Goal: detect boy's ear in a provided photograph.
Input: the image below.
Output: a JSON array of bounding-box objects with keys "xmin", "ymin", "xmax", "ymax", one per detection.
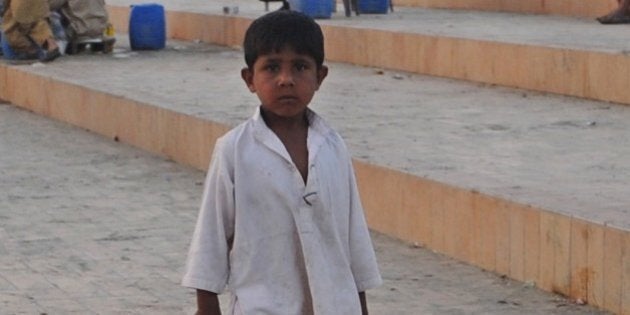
[
  {"xmin": 316, "ymin": 65, "xmax": 328, "ymax": 89},
  {"xmin": 241, "ymin": 67, "xmax": 256, "ymax": 93}
]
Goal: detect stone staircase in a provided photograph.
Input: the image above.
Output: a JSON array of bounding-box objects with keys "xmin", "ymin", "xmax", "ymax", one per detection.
[{"xmin": 1, "ymin": 0, "xmax": 628, "ymax": 314}]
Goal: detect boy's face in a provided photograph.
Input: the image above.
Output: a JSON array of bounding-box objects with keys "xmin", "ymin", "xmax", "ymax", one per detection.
[{"xmin": 241, "ymin": 46, "xmax": 328, "ymax": 120}]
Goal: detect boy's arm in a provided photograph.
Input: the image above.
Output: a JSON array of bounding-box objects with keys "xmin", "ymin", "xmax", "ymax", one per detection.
[
  {"xmin": 359, "ymin": 291, "xmax": 368, "ymax": 315},
  {"xmin": 196, "ymin": 289, "xmax": 221, "ymax": 315}
]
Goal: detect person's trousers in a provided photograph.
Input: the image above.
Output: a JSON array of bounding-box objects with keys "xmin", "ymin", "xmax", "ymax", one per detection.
[{"xmin": 1, "ymin": 0, "xmax": 53, "ymax": 54}]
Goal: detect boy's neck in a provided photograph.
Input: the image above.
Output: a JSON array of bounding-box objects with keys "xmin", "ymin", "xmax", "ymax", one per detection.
[{"xmin": 260, "ymin": 107, "xmax": 309, "ymax": 132}]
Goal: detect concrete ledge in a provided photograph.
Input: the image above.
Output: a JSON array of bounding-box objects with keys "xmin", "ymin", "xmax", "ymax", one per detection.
[
  {"xmin": 323, "ymin": 28, "xmax": 630, "ymax": 106},
  {"xmin": 0, "ymin": 66, "xmax": 229, "ymax": 170},
  {"xmin": 355, "ymin": 160, "xmax": 629, "ymax": 314},
  {"xmin": 391, "ymin": 0, "xmax": 616, "ymax": 18},
  {"xmin": 107, "ymin": 6, "xmax": 630, "ymax": 107},
  {"xmin": 2, "ymin": 59, "xmax": 629, "ymax": 314}
]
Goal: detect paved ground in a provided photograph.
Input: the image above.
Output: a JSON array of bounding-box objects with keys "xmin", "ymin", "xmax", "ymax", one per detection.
[{"xmin": 0, "ymin": 103, "xmax": 610, "ymax": 314}]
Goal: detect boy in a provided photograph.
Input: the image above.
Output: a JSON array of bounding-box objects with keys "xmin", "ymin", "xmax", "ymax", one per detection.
[{"xmin": 182, "ymin": 10, "xmax": 382, "ymax": 315}]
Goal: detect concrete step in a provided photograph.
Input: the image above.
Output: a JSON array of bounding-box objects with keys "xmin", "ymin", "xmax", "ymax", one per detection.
[
  {"xmin": 0, "ymin": 103, "xmax": 610, "ymax": 314},
  {"xmin": 105, "ymin": 0, "xmax": 630, "ymax": 106},
  {"xmin": 2, "ymin": 36, "xmax": 628, "ymax": 314},
  {"xmin": 392, "ymin": 0, "xmax": 616, "ymax": 19}
]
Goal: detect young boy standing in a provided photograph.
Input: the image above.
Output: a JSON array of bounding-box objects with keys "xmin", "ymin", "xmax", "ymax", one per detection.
[{"xmin": 182, "ymin": 10, "xmax": 382, "ymax": 315}]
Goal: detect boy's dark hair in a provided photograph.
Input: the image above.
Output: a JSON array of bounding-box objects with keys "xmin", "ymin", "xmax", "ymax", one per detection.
[{"xmin": 243, "ymin": 10, "xmax": 325, "ymax": 69}]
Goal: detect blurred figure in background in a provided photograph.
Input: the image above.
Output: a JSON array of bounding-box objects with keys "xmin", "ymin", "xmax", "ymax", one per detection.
[
  {"xmin": 597, "ymin": 0, "xmax": 630, "ymax": 24},
  {"xmin": 1, "ymin": 0, "xmax": 60, "ymax": 61},
  {"xmin": 0, "ymin": 0, "xmax": 4, "ymax": 56},
  {"xmin": 49, "ymin": 0, "xmax": 114, "ymax": 54}
]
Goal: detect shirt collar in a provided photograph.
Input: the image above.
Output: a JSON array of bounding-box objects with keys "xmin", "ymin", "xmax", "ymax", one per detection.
[{"xmin": 251, "ymin": 106, "xmax": 333, "ymax": 164}]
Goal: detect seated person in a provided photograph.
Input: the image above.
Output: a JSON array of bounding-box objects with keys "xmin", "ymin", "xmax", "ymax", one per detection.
[
  {"xmin": 49, "ymin": 0, "xmax": 115, "ymax": 54},
  {"xmin": 0, "ymin": 1, "xmax": 3, "ymax": 56},
  {"xmin": 1, "ymin": 0, "xmax": 60, "ymax": 61},
  {"xmin": 597, "ymin": 0, "xmax": 630, "ymax": 24}
]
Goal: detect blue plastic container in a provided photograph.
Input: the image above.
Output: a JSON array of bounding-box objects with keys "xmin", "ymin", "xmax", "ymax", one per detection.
[
  {"xmin": 129, "ymin": 3, "xmax": 166, "ymax": 50},
  {"xmin": 358, "ymin": 0, "xmax": 388, "ymax": 13},
  {"xmin": 290, "ymin": 0, "xmax": 333, "ymax": 19}
]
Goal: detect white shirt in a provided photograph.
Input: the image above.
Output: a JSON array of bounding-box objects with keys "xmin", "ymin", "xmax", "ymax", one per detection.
[{"xmin": 182, "ymin": 107, "xmax": 382, "ymax": 314}]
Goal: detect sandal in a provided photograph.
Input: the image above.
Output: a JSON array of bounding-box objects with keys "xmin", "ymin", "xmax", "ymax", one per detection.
[{"xmin": 38, "ymin": 47, "xmax": 60, "ymax": 62}]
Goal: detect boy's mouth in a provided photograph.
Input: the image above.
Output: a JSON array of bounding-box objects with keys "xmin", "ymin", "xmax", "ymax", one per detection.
[{"xmin": 278, "ymin": 95, "xmax": 298, "ymax": 102}]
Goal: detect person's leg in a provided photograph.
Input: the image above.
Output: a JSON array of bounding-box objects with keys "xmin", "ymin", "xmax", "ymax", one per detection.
[
  {"xmin": 597, "ymin": 0, "xmax": 630, "ymax": 24},
  {"xmin": 29, "ymin": 18, "xmax": 56, "ymax": 48},
  {"xmin": 342, "ymin": 0, "xmax": 351, "ymax": 17}
]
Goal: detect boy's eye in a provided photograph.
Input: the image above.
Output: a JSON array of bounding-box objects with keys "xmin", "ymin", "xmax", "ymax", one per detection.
[
  {"xmin": 295, "ymin": 63, "xmax": 308, "ymax": 71},
  {"xmin": 263, "ymin": 64, "xmax": 280, "ymax": 72}
]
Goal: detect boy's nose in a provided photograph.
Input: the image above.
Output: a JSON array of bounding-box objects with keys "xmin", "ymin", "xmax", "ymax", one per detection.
[{"xmin": 278, "ymin": 69, "xmax": 295, "ymax": 87}]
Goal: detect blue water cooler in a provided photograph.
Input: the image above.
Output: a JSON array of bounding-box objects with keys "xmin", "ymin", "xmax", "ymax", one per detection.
[
  {"xmin": 129, "ymin": 3, "xmax": 166, "ymax": 50},
  {"xmin": 358, "ymin": 0, "xmax": 388, "ymax": 13},
  {"xmin": 289, "ymin": 0, "xmax": 333, "ymax": 19}
]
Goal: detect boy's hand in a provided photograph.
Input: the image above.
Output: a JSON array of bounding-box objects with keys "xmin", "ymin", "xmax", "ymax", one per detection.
[{"xmin": 196, "ymin": 289, "xmax": 221, "ymax": 315}]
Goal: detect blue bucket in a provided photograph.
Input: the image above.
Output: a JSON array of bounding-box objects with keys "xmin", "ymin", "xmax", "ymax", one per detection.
[
  {"xmin": 129, "ymin": 3, "xmax": 166, "ymax": 50},
  {"xmin": 290, "ymin": 0, "xmax": 333, "ymax": 19},
  {"xmin": 358, "ymin": 0, "xmax": 388, "ymax": 13}
]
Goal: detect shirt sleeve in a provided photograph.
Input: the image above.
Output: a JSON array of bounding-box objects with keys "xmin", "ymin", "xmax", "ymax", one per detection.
[
  {"xmin": 346, "ymin": 152, "xmax": 383, "ymax": 292},
  {"xmin": 181, "ymin": 136, "xmax": 235, "ymax": 294}
]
